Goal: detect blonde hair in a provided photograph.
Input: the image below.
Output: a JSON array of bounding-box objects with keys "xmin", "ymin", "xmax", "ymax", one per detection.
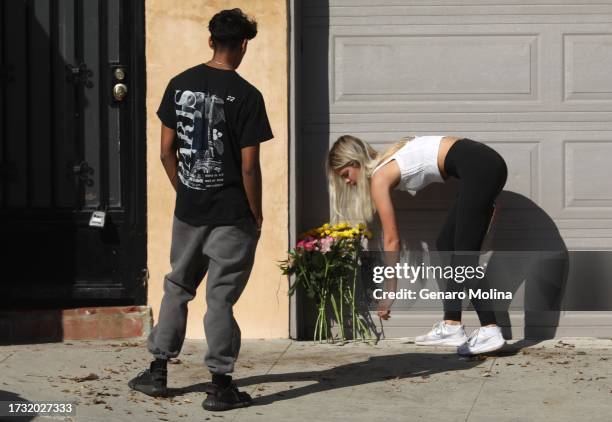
[{"xmin": 326, "ymin": 135, "xmax": 415, "ymax": 224}]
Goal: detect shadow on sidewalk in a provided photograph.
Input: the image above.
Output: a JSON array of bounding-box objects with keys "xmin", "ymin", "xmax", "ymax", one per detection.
[
  {"xmin": 170, "ymin": 351, "xmax": 492, "ymax": 404},
  {"xmin": 0, "ymin": 390, "xmax": 35, "ymax": 421}
]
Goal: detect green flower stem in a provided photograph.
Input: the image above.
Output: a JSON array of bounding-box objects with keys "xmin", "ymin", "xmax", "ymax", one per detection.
[
  {"xmin": 313, "ymin": 301, "xmax": 321, "ymax": 343},
  {"xmin": 352, "ymin": 274, "xmax": 357, "ymax": 340},
  {"xmin": 320, "ymin": 301, "xmax": 325, "ymax": 343},
  {"xmin": 322, "ymin": 297, "xmax": 329, "ymax": 343},
  {"xmin": 339, "ymin": 277, "xmax": 344, "ymax": 341},
  {"xmin": 330, "ymin": 292, "xmax": 345, "ymax": 342},
  {"xmin": 317, "ymin": 297, "xmax": 324, "ymax": 343}
]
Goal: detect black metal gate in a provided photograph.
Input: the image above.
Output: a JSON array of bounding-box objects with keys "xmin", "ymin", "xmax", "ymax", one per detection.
[{"xmin": 0, "ymin": 0, "xmax": 146, "ymax": 308}]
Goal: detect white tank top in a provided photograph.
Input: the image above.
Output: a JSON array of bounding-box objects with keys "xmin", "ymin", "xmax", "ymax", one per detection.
[{"xmin": 372, "ymin": 135, "xmax": 445, "ymax": 196}]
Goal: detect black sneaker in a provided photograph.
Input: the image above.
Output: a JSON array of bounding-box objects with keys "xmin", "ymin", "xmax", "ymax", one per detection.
[
  {"xmin": 202, "ymin": 382, "xmax": 253, "ymax": 411},
  {"xmin": 128, "ymin": 360, "xmax": 168, "ymax": 397}
]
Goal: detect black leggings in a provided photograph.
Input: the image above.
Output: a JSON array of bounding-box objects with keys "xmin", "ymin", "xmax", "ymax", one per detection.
[{"xmin": 436, "ymin": 138, "xmax": 508, "ymax": 326}]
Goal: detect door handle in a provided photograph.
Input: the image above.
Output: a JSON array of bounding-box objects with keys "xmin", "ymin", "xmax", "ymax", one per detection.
[
  {"xmin": 113, "ymin": 83, "xmax": 128, "ymax": 101},
  {"xmin": 69, "ymin": 160, "xmax": 94, "ymax": 187}
]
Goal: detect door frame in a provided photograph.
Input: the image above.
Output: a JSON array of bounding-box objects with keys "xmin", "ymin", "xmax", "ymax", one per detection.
[
  {"xmin": 126, "ymin": 0, "xmax": 147, "ymax": 305},
  {"xmin": 288, "ymin": 0, "xmax": 301, "ymax": 338}
]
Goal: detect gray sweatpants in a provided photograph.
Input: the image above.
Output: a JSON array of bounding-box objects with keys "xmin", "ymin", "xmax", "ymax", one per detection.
[{"xmin": 147, "ymin": 214, "xmax": 259, "ymax": 374}]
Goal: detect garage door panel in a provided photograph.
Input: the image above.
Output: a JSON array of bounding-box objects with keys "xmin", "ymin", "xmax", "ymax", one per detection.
[
  {"xmin": 322, "ymin": 121, "xmax": 612, "ymax": 132},
  {"xmin": 538, "ymin": 134, "xmax": 612, "ymax": 220},
  {"xmin": 320, "ymin": 112, "xmax": 612, "ymax": 124},
  {"xmin": 563, "ymin": 34, "xmax": 612, "ymax": 101},
  {"xmin": 325, "ymin": 101, "xmax": 612, "ymax": 114},
  {"xmin": 323, "ymin": 24, "xmax": 612, "ymax": 113},
  {"xmin": 334, "ymin": 34, "xmax": 539, "ymax": 103},
  {"xmin": 316, "ymin": 14, "xmax": 612, "ymax": 29},
  {"xmin": 563, "ymin": 140, "xmax": 612, "ymax": 208}
]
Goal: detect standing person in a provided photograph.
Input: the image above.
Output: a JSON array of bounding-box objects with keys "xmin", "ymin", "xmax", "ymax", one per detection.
[
  {"xmin": 128, "ymin": 9, "xmax": 273, "ymax": 411},
  {"xmin": 326, "ymin": 135, "xmax": 507, "ymax": 355}
]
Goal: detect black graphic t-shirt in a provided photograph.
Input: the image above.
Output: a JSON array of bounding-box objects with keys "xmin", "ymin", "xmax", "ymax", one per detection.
[{"xmin": 157, "ymin": 64, "xmax": 273, "ymax": 226}]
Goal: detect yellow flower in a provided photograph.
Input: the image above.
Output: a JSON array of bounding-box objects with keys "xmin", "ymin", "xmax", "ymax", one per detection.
[{"xmin": 364, "ymin": 230, "xmax": 373, "ymax": 239}]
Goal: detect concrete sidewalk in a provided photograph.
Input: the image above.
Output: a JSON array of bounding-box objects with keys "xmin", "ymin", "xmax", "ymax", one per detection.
[{"xmin": 1, "ymin": 338, "xmax": 611, "ymax": 421}]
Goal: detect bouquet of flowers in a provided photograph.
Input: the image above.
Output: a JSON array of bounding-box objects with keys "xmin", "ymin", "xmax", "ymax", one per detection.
[{"xmin": 280, "ymin": 222, "xmax": 374, "ymax": 343}]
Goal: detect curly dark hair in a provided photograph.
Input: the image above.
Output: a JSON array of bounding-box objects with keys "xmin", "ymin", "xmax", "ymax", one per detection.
[{"xmin": 208, "ymin": 8, "xmax": 258, "ymax": 50}]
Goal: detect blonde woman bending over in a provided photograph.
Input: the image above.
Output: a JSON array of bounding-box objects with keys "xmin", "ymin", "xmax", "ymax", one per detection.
[{"xmin": 326, "ymin": 135, "xmax": 508, "ymax": 355}]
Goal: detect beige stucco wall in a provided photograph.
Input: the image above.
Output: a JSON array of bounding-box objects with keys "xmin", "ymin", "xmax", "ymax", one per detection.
[{"xmin": 145, "ymin": 1, "xmax": 289, "ymax": 338}]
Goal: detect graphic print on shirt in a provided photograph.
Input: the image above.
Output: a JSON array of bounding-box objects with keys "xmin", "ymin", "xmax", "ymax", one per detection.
[{"xmin": 174, "ymin": 90, "xmax": 225, "ymax": 190}]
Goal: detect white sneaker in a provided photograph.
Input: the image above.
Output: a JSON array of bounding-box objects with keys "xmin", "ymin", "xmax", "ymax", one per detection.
[
  {"xmin": 457, "ymin": 326, "xmax": 505, "ymax": 356},
  {"xmin": 415, "ymin": 321, "xmax": 468, "ymax": 346}
]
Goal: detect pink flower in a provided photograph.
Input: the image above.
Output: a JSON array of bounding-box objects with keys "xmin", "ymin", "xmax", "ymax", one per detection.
[
  {"xmin": 303, "ymin": 240, "xmax": 316, "ymax": 251},
  {"xmin": 296, "ymin": 236, "xmax": 320, "ymax": 252},
  {"xmin": 320, "ymin": 236, "xmax": 334, "ymax": 253}
]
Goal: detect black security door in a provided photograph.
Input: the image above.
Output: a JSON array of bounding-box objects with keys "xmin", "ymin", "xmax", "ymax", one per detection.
[{"xmin": 0, "ymin": 0, "xmax": 146, "ymax": 308}]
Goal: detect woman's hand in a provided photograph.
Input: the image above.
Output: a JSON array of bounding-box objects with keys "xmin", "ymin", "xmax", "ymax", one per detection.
[
  {"xmin": 376, "ymin": 289, "xmax": 395, "ymax": 320},
  {"xmin": 377, "ymin": 308, "xmax": 391, "ymax": 320}
]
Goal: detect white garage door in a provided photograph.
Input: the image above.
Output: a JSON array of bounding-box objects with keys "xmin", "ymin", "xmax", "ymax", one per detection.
[{"xmin": 296, "ymin": 0, "xmax": 612, "ymax": 338}]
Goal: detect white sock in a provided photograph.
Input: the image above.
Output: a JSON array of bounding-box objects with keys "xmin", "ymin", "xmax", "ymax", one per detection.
[{"xmin": 444, "ymin": 322, "xmax": 462, "ymax": 331}]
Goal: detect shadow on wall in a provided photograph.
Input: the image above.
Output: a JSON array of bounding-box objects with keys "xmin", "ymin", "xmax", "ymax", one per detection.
[
  {"xmin": 485, "ymin": 191, "xmax": 612, "ymax": 339},
  {"xmin": 297, "ymin": 0, "xmax": 330, "ymax": 231},
  {"xmin": 365, "ymin": 190, "xmax": 570, "ymax": 341},
  {"xmin": 296, "ymin": 0, "xmax": 330, "ymax": 339},
  {"xmin": 480, "ymin": 191, "xmax": 569, "ymax": 340}
]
